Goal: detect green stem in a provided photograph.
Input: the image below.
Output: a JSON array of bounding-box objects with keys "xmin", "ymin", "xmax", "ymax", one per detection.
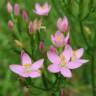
[
  {"xmin": 91, "ymin": 55, "xmax": 96, "ymax": 96},
  {"xmin": 42, "ymin": 73, "xmax": 49, "ymax": 90},
  {"xmin": 11, "ymin": 13, "xmax": 22, "ymax": 41},
  {"xmin": 79, "ymin": 21, "xmax": 89, "ymax": 47}
]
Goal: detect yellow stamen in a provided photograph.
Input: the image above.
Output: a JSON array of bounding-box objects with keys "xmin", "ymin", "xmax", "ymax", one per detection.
[
  {"xmin": 23, "ymin": 64, "xmax": 32, "ymax": 73},
  {"xmin": 59, "ymin": 54, "xmax": 66, "ymax": 67}
]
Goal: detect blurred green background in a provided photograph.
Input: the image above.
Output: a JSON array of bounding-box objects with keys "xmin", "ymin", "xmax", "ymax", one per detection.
[{"xmin": 0, "ymin": 0, "xmax": 96, "ymax": 96}]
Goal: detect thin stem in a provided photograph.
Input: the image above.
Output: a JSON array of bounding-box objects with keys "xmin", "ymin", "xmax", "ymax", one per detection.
[
  {"xmin": 11, "ymin": 13, "xmax": 22, "ymax": 41},
  {"xmin": 91, "ymin": 55, "xmax": 96, "ymax": 96},
  {"xmin": 79, "ymin": 21, "xmax": 89, "ymax": 47}
]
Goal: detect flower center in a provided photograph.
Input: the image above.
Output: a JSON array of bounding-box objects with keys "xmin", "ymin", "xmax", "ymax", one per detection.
[
  {"xmin": 59, "ymin": 54, "xmax": 66, "ymax": 67},
  {"xmin": 55, "ymin": 34, "xmax": 63, "ymax": 42},
  {"xmin": 71, "ymin": 51, "xmax": 77, "ymax": 61},
  {"xmin": 41, "ymin": 6, "xmax": 46, "ymax": 10},
  {"xmin": 23, "ymin": 64, "xmax": 32, "ymax": 73}
]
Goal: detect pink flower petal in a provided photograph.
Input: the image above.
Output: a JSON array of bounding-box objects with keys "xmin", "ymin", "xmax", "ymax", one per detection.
[
  {"xmin": 9, "ymin": 64, "xmax": 28, "ymax": 77},
  {"xmin": 75, "ymin": 48, "xmax": 84, "ymax": 59},
  {"xmin": 62, "ymin": 45, "xmax": 72, "ymax": 61},
  {"xmin": 62, "ymin": 16, "xmax": 68, "ymax": 31},
  {"xmin": 51, "ymin": 35, "xmax": 56, "ymax": 46},
  {"xmin": 48, "ymin": 64, "xmax": 60, "ymax": 73},
  {"xmin": 47, "ymin": 51, "xmax": 60, "ymax": 64},
  {"xmin": 35, "ymin": 3, "xmax": 41, "ymax": 10},
  {"xmin": 31, "ymin": 59, "xmax": 44, "ymax": 70},
  {"xmin": 60, "ymin": 68, "xmax": 72, "ymax": 78},
  {"xmin": 65, "ymin": 32, "xmax": 70, "ymax": 44},
  {"xmin": 21, "ymin": 51, "xmax": 32, "ymax": 65},
  {"xmin": 57, "ymin": 18, "xmax": 62, "ymax": 30},
  {"xmin": 68, "ymin": 59, "xmax": 88, "ymax": 69},
  {"xmin": 29, "ymin": 71, "xmax": 41, "ymax": 78}
]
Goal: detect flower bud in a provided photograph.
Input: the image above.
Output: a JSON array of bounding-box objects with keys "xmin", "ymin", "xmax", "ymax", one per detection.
[
  {"xmin": 60, "ymin": 89, "xmax": 64, "ymax": 96},
  {"xmin": 51, "ymin": 31, "xmax": 65, "ymax": 47},
  {"xmin": 39, "ymin": 41, "xmax": 44, "ymax": 52},
  {"xmin": 22, "ymin": 10, "xmax": 28, "ymax": 22},
  {"xmin": 7, "ymin": 2, "xmax": 13, "ymax": 13},
  {"xmin": 8, "ymin": 20, "xmax": 13, "ymax": 29},
  {"xmin": 49, "ymin": 45, "xmax": 56, "ymax": 53},
  {"xmin": 14, "ymin": 3, "xmax": 19, "ymax": 16},
  {"xmin": 33, "ymin": 18, "xmax": 42, "ymax": 32},
  {"xmin": 57, "ymin": 16, "xmax": 68, "ymax": 32},
  {"xmin": 28, "ymin": 21, "xmax": 33, "ymax": 34}
]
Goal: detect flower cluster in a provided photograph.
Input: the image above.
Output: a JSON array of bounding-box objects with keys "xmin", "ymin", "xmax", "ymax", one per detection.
[
  {"xmin": 8, "ymin": 2, "xmax": 88, "ymax": 79},
  {"xmin": 47, "ymin": 16, "xmax": 88, "ymax": 78}
]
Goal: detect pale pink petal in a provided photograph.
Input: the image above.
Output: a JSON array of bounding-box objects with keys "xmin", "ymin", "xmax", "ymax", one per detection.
[
  {"xmin": 65, "ymin": 32, "xmax": 70, "ymax": 44},
  {"xmin": 62, "ymin": 16, "xmax": 68, "ymax": 32},
  {"xmin": 75, "ymin": 48, "xmax": 84, "ymax": 58},
  {"xmin": 51, "ymin": 35, "xmax": 56, "ymax": 46},
  {"xmin": 9, "ymin": 64, "xmax": 28, "ymax": 77},
  {"xmin": 60, "ymin": 68, "xmax": 72, "ymax": 78},
  {"xmin": 48, "ymin": 64, "xmax": 60, "ymax": 73},
  {"xmin": 62, "ymin": 45, "xmax": 72, "ymax": 61},
  {"xmin": 35, "ymin": 3, "xmax": 41, "ymax": 11},
  {"xmin": 77, "ymin": 59, "xmax": 88, "ymax": 64},
  {"xmin": 21, "ymin": 51, "xmax": 32, "ymax": 65},
  {"xmin": 44, "ymin": 3, "xmax": 48, "ymax": 8},
  {"xmin": 68, "ymin": 59, "xmax": 88, "ymax": 69},
  {"xmin": 49, "ymin": 45, "xmax": 57, "ymax": 53},
  {"xmin": 31, "ymin": 59, "xmax": 44, "ymax": 70},
  {"xmin": 57, "ymin": 18, "xmax": 62, "ymax": 30},
  {"xmin": 29, "ymin": 71, "xmax": 41, "ymax": 78},
  {"xmin": 47, "ymin": 51, "xmax": 60, "ymax": 64}
]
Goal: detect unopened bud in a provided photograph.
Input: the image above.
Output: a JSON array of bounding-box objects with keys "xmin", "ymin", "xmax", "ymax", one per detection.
[
  {"xmin": 33, "ymin": 18, "xmax": 42, "ymax": 31},
  {"xmin": 49, "ymin": 45, "xmax": 56, "ymax": 53},
  {"xmin": 7, "ymin": 2, "xmax": 13, "ymax": 13},
  {"xmin": 8, "ymin": 20, "xmax": 13, "ymax": 29},
  {"xmin": 28, "ymin": 21, "xmax": 33, "ymax": 34},
  {"xmin": 60, "ymin": 89, "xmax": 64, "ymax": 96},
  {"xmin": 22, "ymin": 10, "xmax": 28, "ymax": 22},
  {"xmin": 14, "ymin": 3, "xmax": 19, "ymax": 16},
  {"xmin": 39, "ymin": 41, "xmax": 44, "ymax": 52}
]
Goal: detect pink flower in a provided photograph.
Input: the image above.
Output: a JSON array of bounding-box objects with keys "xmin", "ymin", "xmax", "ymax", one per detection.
[
  {"xmin": 51, "ymin": 31, "xmax": 69, "ymax": 47},
  {"xmin": 9, "ymin": 51, "xmax": 44, "ymax": 78},
  {"xmin": 22, "ymin": 10, "xmax": 29, "ymax": 22},
  {"xmin": 7, "ymin": 2, "xmax": 13, "ymax": 13},
  {"xmin": 28, "ymin": 21, "xmax": 33, "ymax": 34},
  {"xmin": 57, "ymin": 16, "xmax": 68, "ymax": 32},
  {"xmin": 47, "ymin": 45, "xmax": 88, "ymax": 78},
  {"xmin": 14, "ymin": 3, "xmax": 19, "ymax": 16},
  {"xmin": 8, "ymin": 20, "xmax": 13, "ymax": 29},
  {"xmin": 34, "ymin": 3, "xmax": 51, "ymax": 16},
  {"xmin": 68, "ymin": 48, "xmax": 88, "ymax": 69}
]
